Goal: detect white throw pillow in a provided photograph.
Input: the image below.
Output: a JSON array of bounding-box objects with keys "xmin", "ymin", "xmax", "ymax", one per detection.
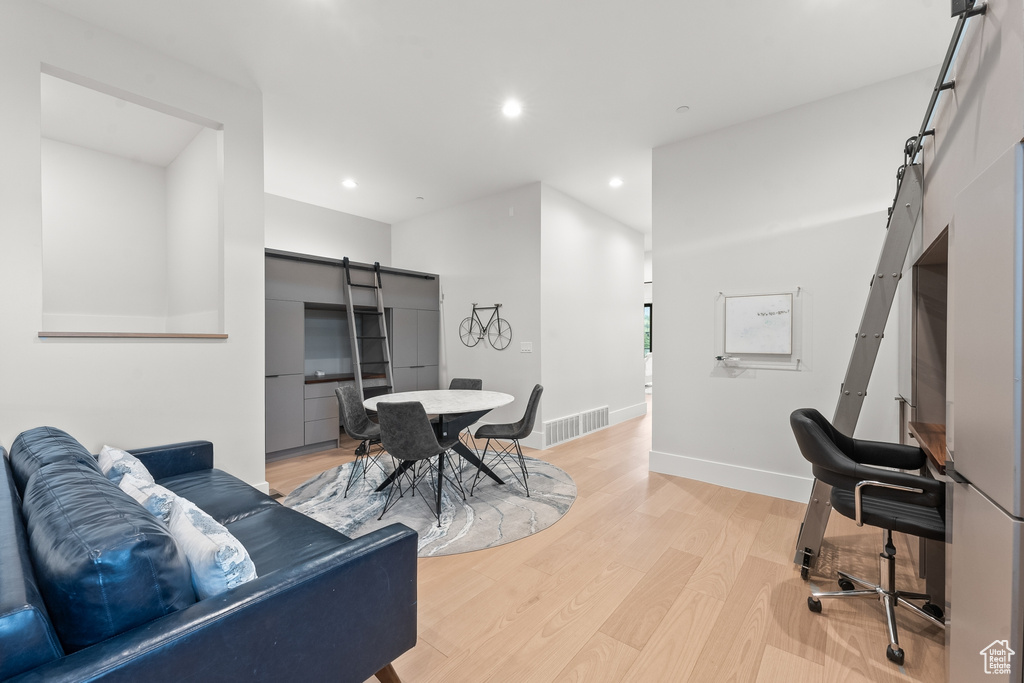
[
  {"xmin": 98, "ymin": 445, "xmax": 155, "ymax": 485},
  {"xmin": 168, "ymin": 495, "xmax": 257, "ymax": 599},
  {"xmin": 118, "ymin": 473, "xmax": 176, "ymax": 524}
]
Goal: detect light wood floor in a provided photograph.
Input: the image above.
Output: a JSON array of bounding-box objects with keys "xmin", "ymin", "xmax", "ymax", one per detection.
[{"xmin": 266, "ymin": 397, "xmax": 945, "ymax": 683}]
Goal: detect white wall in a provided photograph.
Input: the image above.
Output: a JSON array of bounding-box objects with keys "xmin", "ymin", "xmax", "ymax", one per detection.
[
  {"xmin": 651, "ymin": 67, "xmax": 936, "ymax": 502},
  {"xmin": 540, "ymin": 185, "xmax": 646, "ymax": 426},
  {"xmin": 392, "ymin": 183, "xmax": 544, "ymax": 430},
  {"xmin": 265, "ymin": 194, "xmax": 391, "ymax": 265},
  {"xmin": 166, "ymin": 126, "xmax": 223, "ymax": 332},
  {"xmin": 0, "ymin": 1, "xmax": 266, "ymax": 487},
  {"xmin": 41, "ymin": 138, "xmax": 169, "ymax": 331},
  {"xmin": 643, "ymin": 251, "xmax": 652, "ymax": 304}
]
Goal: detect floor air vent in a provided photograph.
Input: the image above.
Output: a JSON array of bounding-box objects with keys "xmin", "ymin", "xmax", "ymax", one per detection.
[
  {"xmin": 544, "ymin": 406, "xmax": 609, "ymax": 447},
  {"xmin": 580, "ymin": 406, "xmax": 609, "ymax": 434},
  {"xmin": 545, "ymin": 414, "xmax": 579, "ymax": 447}
]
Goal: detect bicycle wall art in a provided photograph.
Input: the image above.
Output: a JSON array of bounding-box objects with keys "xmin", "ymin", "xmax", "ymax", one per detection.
[{"xmin": 459, "ymin": 303, "xmax": 513, "ymax": 350}]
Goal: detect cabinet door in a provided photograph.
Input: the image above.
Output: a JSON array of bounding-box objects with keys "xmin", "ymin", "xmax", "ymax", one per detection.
[
  {"xmin": 266, "ymin": 374, "xmax": 304, "ymax": 453},
  {"xmin": 417, "ymin": 310, "xmax": 440, "ymax": 366},
  {"xmin": 391, "ymin": 308, "xmax": 418, "ymax": 367},
  {"xmin": 393, "ymin": 366, "xmax": 418, "ymax": 393},
  {"xmin": 266, "ymin": 299, "xmax": 304, "ymax": 376},
  {"xmin": 417, "ymin": 365, "xmax": 439, "ymax": 391}
]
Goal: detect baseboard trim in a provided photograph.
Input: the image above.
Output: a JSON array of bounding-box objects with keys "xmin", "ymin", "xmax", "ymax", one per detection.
[
  {"xmin": 481, "ymin": 401, "xmax": 647, "ymax": 452},
  {"xmin": 611, "ymin": 401, "xmax": 648, "ymax": 425},
  {"xmin": 648, "ymin": 450, "xmax": 812, "ymax": 503}
]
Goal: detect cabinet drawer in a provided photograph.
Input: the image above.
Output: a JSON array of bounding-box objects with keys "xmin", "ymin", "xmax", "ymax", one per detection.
[
  {"xmin": 304, "ymin": 381, "xmax": 339, "ymax": 399},
  {"xmin": 304, "ymin": 418, "xmax": 339, "ymax": 446},
  {"xmin": 305, "ymin": 395, "xmax": 339, "ymax": 421}
]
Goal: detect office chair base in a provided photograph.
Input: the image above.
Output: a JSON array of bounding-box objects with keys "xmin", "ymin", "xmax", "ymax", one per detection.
[{"xmin": 808, "ymin": 558, "xmax": 944, "ymax": 666}]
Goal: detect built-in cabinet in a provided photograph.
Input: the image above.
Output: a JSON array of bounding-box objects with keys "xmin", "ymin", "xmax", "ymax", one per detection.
[
  {"xmin": 264, "ymin": 250, "xmax": 440, "ymax": 461},
  {"xmin": 391, "ymin": 308, "xmax": 440, "ymax": 392}
]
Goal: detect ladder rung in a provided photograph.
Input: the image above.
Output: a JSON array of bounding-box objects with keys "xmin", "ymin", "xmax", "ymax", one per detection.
[
  {"xmin": 355, "ymin": 311, "xmax": 384, "ymax": 315},
  {"xmin": 357, "ymin": 336, "xmax": 386, "ymax": 340},
  {"xmin": 349, "ymin": 283, "xmax": 378, "ymax": 290}
]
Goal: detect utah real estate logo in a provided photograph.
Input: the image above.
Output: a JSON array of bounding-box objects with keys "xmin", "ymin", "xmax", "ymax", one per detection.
[{"xmin": 980, "ymin": 640, "xmax": 1015, "ymax": 675}]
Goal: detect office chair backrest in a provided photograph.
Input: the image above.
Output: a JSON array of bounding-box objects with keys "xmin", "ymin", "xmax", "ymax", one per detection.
[
  {"xmin": 377, "ymin": 401, "xmax": 444, "ymax": 462},
  {"xmin": 790, "ymin": 408, "xmax": 942, "ymax": 509}
]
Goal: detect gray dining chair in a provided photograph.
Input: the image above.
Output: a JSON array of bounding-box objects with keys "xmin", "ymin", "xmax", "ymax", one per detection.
[
  {"xmin": 470, "ymin": 384, "xmax": 543, "ymax": 497},
  {"xmin": 449, "ymin": 377, "xmax": 483, "ymax": 391},
  {"xmin": 377, "ymin": 401, "xmax": 465, "ymax": 526},
  {"xmin": 335, "ymin": 385, "xmax": 385, "ymax": 497},
  {"xmin": 446, "ymin": 377, "xmax": 482, "ymax": 459}
]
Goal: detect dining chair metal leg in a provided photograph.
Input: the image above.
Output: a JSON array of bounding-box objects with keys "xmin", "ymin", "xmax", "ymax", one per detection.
[{"xmin": 470, "ymin": 437, "xmax": 530, "ymax": 497}]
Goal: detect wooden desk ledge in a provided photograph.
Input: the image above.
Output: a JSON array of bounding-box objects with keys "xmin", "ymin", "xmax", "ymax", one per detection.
[{"xmin": 908, "ymin": 421, "xmax": 946, "ymax": 474}]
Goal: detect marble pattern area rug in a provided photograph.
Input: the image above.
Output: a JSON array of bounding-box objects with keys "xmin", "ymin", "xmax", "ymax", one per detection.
[{"xmin": 283, "ymin": 454, "xmax": 577, "ymax": 557}]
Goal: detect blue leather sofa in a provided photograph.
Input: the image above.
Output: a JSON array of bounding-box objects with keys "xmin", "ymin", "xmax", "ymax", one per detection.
[{"xmin": 0, "ymin": 427, "xmax": 417, "ymax": 682}]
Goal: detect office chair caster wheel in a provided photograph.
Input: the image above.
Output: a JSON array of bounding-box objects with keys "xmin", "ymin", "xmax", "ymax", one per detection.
[
  {"xmin": 922, "ymin": 602, "xmax": 943, "ymax": 621},
  {"xmin": 838, "ymin": 578, "xmax": 856, "ymax": 591},
  {"xmin": 886, "ymin": 645, "xmax": 905, "ymax": 666},
  {"xmin": 807, "ymin": 597, "xmax": 822, "ymax": 613}
]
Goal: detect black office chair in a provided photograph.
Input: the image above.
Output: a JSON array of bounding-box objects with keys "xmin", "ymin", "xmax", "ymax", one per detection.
[
  {"xmin": 335, "ymin": 386, "xmax": 385, "ymax": 497},
  {"xmin": 377, "ymin": 401, "xmax": 464, "ymax": 526},
  {"xmin": 470, "ymin": 384, "xmax": 543, "ymax": 497},
  {"xmin": 790, "ymin": 408, "xmax": 946, "ymax": 666}
]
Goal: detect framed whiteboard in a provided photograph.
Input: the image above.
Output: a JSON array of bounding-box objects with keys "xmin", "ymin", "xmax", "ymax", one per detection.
[{"xmin": 724, "ymin": 293, "xmax": 793, "ymax": 355}]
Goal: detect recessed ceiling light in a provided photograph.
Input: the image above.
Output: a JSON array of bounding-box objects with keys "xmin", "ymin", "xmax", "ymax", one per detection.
[
  {"xmin": 675, "ymin": 105, "xmax": 690, "ymax": 113},
  {"xmin": 502, "ymin": 99, "xmax": 522, "ymax": 118},
  {"xmin": 341, "ymin": 178, "xmax": 358, "ymax": 189},
  {"xmin": 609, "ymin": 177, "xmax": 624, "ymax": 188}
]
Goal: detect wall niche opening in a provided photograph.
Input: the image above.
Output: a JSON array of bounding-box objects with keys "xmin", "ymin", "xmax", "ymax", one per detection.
[{"xmin": 40, "ymin": 68, "xmax": 225, "ymax": 337}]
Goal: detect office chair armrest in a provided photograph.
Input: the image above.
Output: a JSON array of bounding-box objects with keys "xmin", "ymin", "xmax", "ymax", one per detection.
[
  {"xmin": 854, "ymin": 480, "xmax": 923, "ymax": 525},
  {"xmin": 851, "ymin": 439, "xmax": 926, "ymax": 470}
]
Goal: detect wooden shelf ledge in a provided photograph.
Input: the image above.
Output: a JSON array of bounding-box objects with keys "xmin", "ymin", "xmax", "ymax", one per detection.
[
  {"xmin": 908, "ymin": 421, "xmax": 946, "ymax": 474},
  {"xmin": 39, "ymin": 332, "xmax": 228, "ymax": 339}
]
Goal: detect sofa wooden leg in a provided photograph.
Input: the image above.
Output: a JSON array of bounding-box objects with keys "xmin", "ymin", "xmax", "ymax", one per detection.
[{"xmin": 374, "ymin": 663, "xmax": 402, "ymax": 683}]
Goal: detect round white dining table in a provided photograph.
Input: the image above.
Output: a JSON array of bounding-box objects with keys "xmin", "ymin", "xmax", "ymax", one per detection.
[{"xmin": 363, "ymin": 389, "xmax": 515, "ymax": 490}]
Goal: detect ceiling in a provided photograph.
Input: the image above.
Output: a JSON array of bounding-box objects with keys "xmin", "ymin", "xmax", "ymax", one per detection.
[{"xmin": 35, "ymin": 0, "xmax": 954, "ymax": 246}]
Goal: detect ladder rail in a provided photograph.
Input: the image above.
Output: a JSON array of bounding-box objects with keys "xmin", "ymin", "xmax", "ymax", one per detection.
[
  {"xmin": 793, "ymin": 165, "xmax": 924, "ymax": 570},
  {"xmin": 372, "ymin": 263, "xmax": 396, "ymax": 395},
  {"xmin": 342, "ymin": 257, "xmax": 365, "ymax": 401}
]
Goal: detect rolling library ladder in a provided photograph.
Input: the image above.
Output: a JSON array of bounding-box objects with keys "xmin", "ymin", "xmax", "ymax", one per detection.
[
  {"xmin": 794, "ymin": 163, "xmax": 923, "ymax": 577},
  {"xmin": 342, "ymin": 257, "xmax": 395, "ymax": 401}
]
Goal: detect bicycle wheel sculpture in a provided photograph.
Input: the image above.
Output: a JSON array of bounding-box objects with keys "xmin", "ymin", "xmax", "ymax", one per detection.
[
  {"xmin": 487, "ymin": 319, "xmax": 513, "ymax": 350},
  {"xmin": 459, "ymin": 317, "xmax": 484, "ymax": 347}
]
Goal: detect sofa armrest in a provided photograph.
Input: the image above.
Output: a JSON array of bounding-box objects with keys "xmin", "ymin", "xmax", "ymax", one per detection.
[
  {"xmin": 7, "ymin": 523, "xmax": 418, "ymax": 683},
  {"xmin": 128, "ymin": 441, "xmax": 213, "ymax": 480}
]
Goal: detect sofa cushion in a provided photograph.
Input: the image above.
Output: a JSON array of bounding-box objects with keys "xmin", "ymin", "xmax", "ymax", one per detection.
[
  {"xmin": 225, "ymin": 505, "xmax": 352, "ymax": 576},
  {"xmin": 168, "ymin": 495, "xmax": 257, "ymax": 599},
  {"xmin": 99, "ymin": 445, "xmax": 155, "ymax": 486},
  {"xmin": 158, "ymin": 469, "xmax": 278, "ymax": 525},
  {"xmin": 22, "ymin": 460, "xmax": 196, "ymax": 652},
  {"xmin": 9, "ymin": 426, "xmax": 101, "ymax": 496},
  {"xmin": 0, "ymin": 453, "xmax": 63, "ymax": 680}
]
